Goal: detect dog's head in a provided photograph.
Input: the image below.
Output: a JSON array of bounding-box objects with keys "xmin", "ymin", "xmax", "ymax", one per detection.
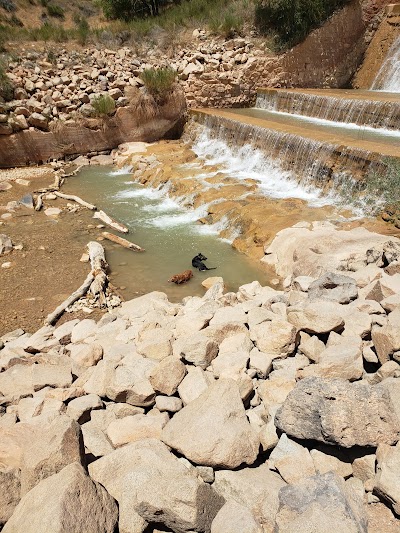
[{"xmin": 196, "ymin": 253, "xmax": 207, "ymax": 261}]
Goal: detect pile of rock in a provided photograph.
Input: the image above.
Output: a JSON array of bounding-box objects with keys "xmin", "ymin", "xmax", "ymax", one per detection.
[
  {"xmin": 1, "ymin": 225, "xmax": 400, "ymax": 531},
  {"xmin": 0, "ymin": 39, "xmax": 282, "ymax": 137}
]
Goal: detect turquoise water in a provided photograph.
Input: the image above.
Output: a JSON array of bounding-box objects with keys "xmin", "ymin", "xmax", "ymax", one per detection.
[{"xmin": 64, "ymin": 165, "xmax": 270, "ymax": 301}]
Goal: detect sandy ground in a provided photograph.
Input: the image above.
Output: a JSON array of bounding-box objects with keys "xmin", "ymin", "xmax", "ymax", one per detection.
[{"xmin": 0, "ymin": 170, "xmax": 107, "ymax": 336}]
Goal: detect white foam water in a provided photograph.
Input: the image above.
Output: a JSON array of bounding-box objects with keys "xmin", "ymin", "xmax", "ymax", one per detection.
[
  {"xmin": 108, "ymin": 166, "xmax": 133, "ymax": 176},
  {"xmin": 191, "ymin": 127, "xmax": 332, "ymax": 205},
  {"xmin": 372, "ymin": 36, "xmax": 400, "ymax": 93}
]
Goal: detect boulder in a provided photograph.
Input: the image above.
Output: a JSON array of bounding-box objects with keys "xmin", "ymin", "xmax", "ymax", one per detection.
[
  {"xmin": 287, "ymin": 300, "xmax": 345, "ymax": 334},
  {"xmin": 177, "ymin": 366, "xmax": 214, "ymax": 405},
  {"xmin": 213, "ymin": 464, "xmax": 286, "ymax": 531},
  {"xmin": 275, "ymin": 472, "xmax": 367, "ymax": 533},
  {"xmin": 66, "ymin": 394, "xmax": 103, "ymax": 424},
  {"xmin": 375, "ymin": 442, "xmax": 400, "ymax": 515},
  {"xmin": 299, "ymin": 336, "xmax": 363, "ymax": 381},
  {"xmin": 371, "ymin": 308, "xmax": 400, "ymax": 364},
  {"xmin": 211, "ymin": 501, "xmax": 262, "ymax": 533},
  {"xmin": 27, "ymin": 112, "xmax": 49, "ymax": 131},
  {"xmin": 20, "ymin": 415, "xmax": 85, "ymax": 495},
  {"xmin": 106, "ymin": 412, "xmax": 168, "ymax": 447},
  {"xmin": 136, "ymin": 328, "xmax": 173, "ymax": 360},
  {"xmin": 81, "ymin": 421, "xmax": 114, "ymax": 458},
  {"xmin": 173, "ymin": 331, "xmax": 218, "ymax": 368},
  {"xmin": 0, "ymin": 467, "xmax": 20, "ymax": 525},
  {"xmin": 269, "ymin": 433, "xmax": 316, "ymax": 483},
  {"xmin": 2, "ymin": 463, "xmax": 118, "ymax": 533},
  {"xmin": 89, "ymin": 438, "xmax": 224, "ymax": 532},
  {"xmin": 149, "ymin": 355, "xmax": 186, "ymax": 396},
  {"xmin": 162, "ymin": 379, "xmax": 259, "ymax": 468},
  {"xmin": 308, "ymin": 272, "xmax": 358, "ymax": 303},
  {"xmin": 275, "ymin": 377, "xmax": 400, "ymax": 448},
  {"xmin": 249, "ymin": 320, "xmax": 296, "ymax": 357},
  {"xmin": 105, "ymin": 365, "xmax": 156, "ymax": 407}
]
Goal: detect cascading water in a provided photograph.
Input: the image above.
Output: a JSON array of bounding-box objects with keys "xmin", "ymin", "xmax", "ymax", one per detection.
[
  {"xmin": 191, "ymin": 114, "xmax": 375, "ymax": 204},
  {"xmin": 255, "ymin": 91, "xmax": 400, "ymax": 131},
  {"xmin": 372, "ymin": 35, "xmax": 400, "ymax": 92}
]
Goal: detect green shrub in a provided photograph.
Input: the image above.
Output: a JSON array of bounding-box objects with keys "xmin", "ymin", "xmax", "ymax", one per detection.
[
  {"xmin": 255, "ymin": 0, "xmax": 350, "ymax": 49},
  {"xmin": 91, "ymin": 93, "xmax": 116, "ymax": 116},
  {"xmin": 0, "ymin": 60, "xmax": 13, "ymax": 101},
  {"xmin": 140, "ymin": 66, "xmax": 176, "ymax": 102},
  {"xmin": 47, "ymin": 3, "xmax": 65, "ymax": 18},
  {"xmin": 29, "ymin": 22, "xmax": 69, "ymax": 42},
  {"xmin": 74, "ymin": 14, "xmax": 90, "ymax": 45},
  {"xmin": 363, "ymin": 158, "xmax": 400, "ymax": 215}
]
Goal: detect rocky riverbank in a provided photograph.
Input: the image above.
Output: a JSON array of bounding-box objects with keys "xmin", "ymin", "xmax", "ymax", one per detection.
[{"xmin": 1, "ymin": 224, "xmax": 400, "ymax": 531}]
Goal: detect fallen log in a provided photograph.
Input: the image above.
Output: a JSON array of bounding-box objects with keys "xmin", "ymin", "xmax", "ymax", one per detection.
[
  {"xmin": 93, "ymin": 210, "xmax": 129, "ymax": 234},
  {"xmin": 102, "ymin": 231, "xmax": 144, "ymax": 252},
  {"xmin": 54, "ymin": 191, "xmax": 96, "ymax": 210},
  {"xmin": 44, "ymin": 272, "xmax": 94, "ymax": 325}
]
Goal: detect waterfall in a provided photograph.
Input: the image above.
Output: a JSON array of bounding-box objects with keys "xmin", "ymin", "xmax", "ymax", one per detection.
[
  {"xmin": 191, "ymin": 114, "xmax": 378, "ymax": 205},
  {"xmin": 371, "ymin": 35, "xmax": 400, "ymax": 92},
  {"xmin": 255, "ymin": 91, "xmax": 400, "ymax": 131}
]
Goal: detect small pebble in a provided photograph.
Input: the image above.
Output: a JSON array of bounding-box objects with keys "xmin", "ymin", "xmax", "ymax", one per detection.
[{"xmin": 1, "ymin": 262, "xmax": 11, "ymax": 268}]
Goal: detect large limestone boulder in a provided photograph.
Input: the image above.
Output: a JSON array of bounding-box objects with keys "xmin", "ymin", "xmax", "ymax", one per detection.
[
  {"xmin": 89, "ymin": 438, "xmax": 225, "ymax": 532},
  {"xmin": 275, "ymin": 472, "xmax": 367, "ymax": 532},
  {"xmin": 149, "ymin": 355, "xmax": 186, "ymax": 396},
  {"xmin": 275, "ymin": 377, "xmax": 400, "ymax": 448},
  {"xmin": 173, "ymin": 331, "xmax": 218, "ymax": 368},
  {"xmin": 262, "ymin": 223, "xmax": 395, "ymax": 279},
  {"xmin": 162, "ymin": 379, "xmax": 259, "ymax": 468},
  {"xmin": 308, "ymin": 272, "xmax": 358, "ymax": 303},
  {"xmin": 3, "ymin": 463, "xmax": 118, "ymax": 533},
  {"xmin": 20, "ymin": 415, "xmax": 85, "ymax": 494},
  {"xmin": 249, "ymin": 320, "xmax": 296, "ymax": 357},
  {"xmin": 287, "ymin": 300, "xmax": 345, "ymax": 334}
]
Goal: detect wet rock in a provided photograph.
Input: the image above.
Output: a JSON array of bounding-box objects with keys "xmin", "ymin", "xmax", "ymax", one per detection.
[
  {"xmin": 162, "ymin": 379, "xmax": 259, "ymax": 468},
  {"xmin": 275, "ymin": 472, "xmax": 367, "ymax": 533},
  {"xmin": 275, "ymin": 377, "xmax": 400, "ymax": 448},
  {"xmin": 3, "ymin": 463, "xmax": 118, "ymax": 533},
  {"xmin": 89, "ymin": 438, "xmax": 224, "ymax": 532}
]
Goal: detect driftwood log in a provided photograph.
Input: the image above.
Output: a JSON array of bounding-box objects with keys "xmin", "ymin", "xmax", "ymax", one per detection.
[
  {"xmin": 44, "ymin": 273, "xmax": 94, "ymax": 325},
  {"xmin": 102, "ymin": 231, "xmax": 144, "ymax": 252},
  {"xmin": 44, "ymin": 241, "xmax": 109, "ymax": 325},
  {"xmin": 87, "ymin": 241, "xmax": 109, "ymax": 308},
  {"xmin": 93, "ymin": 210, "xmax": 129, "ymax": 233},
  {"xmin": 54, "ymin": 191, "xmax": 96, "ymax": 210}
]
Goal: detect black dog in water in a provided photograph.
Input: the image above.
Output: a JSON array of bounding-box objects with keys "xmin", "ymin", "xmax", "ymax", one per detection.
[{"xmin": 192, "ymin": 253, "xmax": 216, "ymax": 271}]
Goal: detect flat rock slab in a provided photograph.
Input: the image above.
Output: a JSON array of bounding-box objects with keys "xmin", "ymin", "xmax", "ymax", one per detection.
[{"xmin": 275, "ymin": 377, "xmax": 400, "ymax": 448}]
